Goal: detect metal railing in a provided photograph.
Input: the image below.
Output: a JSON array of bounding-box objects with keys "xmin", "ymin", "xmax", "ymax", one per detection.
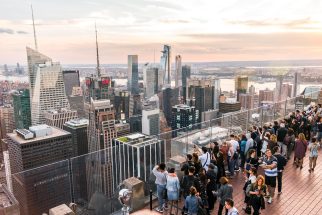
[{"xmin": 10, "ymin": 89, "xmax": 321, "ymax": 214}]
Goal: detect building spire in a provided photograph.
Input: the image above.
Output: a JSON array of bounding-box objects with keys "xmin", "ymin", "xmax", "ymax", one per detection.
[
  {"xmin": 30, "ymin": 4, "xmax": 38, "ymax": 51},
  {"xmin": 95, "ymin": 22, "xmax": 101, "ymax": 77}
]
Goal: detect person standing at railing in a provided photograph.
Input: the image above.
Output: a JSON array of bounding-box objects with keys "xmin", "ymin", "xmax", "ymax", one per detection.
[{"xmin": 152, "ymin": 163, "xmax": 168, "ymax": 213}]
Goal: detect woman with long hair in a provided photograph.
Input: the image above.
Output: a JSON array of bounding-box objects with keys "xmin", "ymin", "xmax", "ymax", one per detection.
[
  {"xmin": 249, "ymin": 175, "xmax": 267, "ymax": 215},
  {"xmin": 294, "ymin": 133, "xmax": 308, "ymax": 169},
  {"xmin": 268, "ymin": 134, "xmax": 278, "ymax": 152},
  {"xmin": 166, "ymin": 168, "xmax": 180, "ymax": 215},
  {"xmin": 192, "ymin": 153, "xmax": 202, "ymax": 176}
]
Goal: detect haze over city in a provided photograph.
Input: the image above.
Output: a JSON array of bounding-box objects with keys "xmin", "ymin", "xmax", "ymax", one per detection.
[{"xmin": 2, "ymin": 0, "xmax": 322, "ymax": 64}]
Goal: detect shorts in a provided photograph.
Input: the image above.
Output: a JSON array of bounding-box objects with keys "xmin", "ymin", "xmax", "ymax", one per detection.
[{"xmin": 265, "ymin": 175, "xmax": 277, "ymax": 187}]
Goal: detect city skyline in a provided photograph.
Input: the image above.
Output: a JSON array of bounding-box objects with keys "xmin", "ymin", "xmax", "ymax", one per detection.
[{"xmin": 1, "ymin": 0, "xmax": 322, "ymax": 64}]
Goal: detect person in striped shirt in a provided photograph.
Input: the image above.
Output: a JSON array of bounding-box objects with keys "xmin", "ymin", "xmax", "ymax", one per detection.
[{"xmin": 260, "ymin": 149, "xmax": 277, "ymax": 204}]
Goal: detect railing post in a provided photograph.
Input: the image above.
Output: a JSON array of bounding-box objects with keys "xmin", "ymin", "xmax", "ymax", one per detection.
[
  {"xmin": 246, "ymin": 110, "xmax": 249, "ymax": 133},
  {"xmin": 150, "ymin": 190, "xmax": 153, "ymax": 210}
]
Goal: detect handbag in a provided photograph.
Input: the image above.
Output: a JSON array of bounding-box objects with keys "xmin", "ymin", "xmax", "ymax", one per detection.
[
  {"xmin": 260, "ymin": 195, "xmax": 265, "ymax": 209},
  {"xmin": 197, "ymin": 206, "xmax": 207, "ymax": 215},
  {"xmin": 245, "ymin": 205, "xmax": 252, "ymax": 214}
]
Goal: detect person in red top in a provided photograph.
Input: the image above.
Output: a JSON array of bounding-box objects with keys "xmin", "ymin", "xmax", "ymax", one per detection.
[{"xmin": 294, "ymin": 133, "xmax": 308, "ymax": 169}]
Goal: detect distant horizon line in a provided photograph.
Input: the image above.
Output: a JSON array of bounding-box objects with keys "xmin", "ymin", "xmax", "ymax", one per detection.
[{"xmin": 3, "ymin": 58, "xmax": 322, "ymax": 67}]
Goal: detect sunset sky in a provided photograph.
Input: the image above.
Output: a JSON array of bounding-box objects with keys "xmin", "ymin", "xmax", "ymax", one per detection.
[{"xmin": 1, "ymin": 0, "xmax": 322, "ymax": 65}]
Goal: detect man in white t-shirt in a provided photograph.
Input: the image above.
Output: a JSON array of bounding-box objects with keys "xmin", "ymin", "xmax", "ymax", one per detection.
[
  {"xmin": 199, "ymin": 146, "xmax": 210, "ymax": 171},
  {"xmin": 229, "ymin": 134, "xmax": 240, "ymax": 170}
]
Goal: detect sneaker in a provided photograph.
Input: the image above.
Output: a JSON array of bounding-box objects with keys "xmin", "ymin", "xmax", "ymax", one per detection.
[
  {"xmin": 163, "ymin": 204, "xmax": 169, "ymax": 210},
  {"xmin": 267, "ymin": 197, "xmax": 272, "ymax": 204},
  {"xmin": 309, "ymin": 169, "xmax": 312, "ymax": 173},
  {"xmin": 155, "ymin": 208, "xmax": 163, "ymax": 213},
  {"xmin": 278, "ymin": 192, "xmax": 282, "ymax": 195}
]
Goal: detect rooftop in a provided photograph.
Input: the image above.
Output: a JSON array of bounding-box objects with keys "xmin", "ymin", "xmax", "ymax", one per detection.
[
  {"xmin": 65, "ymin": 118, "xmax": 89, "ymax": 127},
  {"xmin": 7, "ymin": 126, "xmax": 70, "ymax": 144},
  {"xmin": 0, "ymin": 184, "xmax": 18, "ymax": 209}
]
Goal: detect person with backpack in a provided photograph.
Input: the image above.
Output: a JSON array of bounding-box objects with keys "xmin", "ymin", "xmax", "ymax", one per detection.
[
  {"xmin": 181, "ymin": 166, "xmax": 201, "ymax": 213},
  {"xmin": 192, "ymin": 153, "xmax": 202, "ymax": 176},
  {"xmin": 213, "ymin": 177, "xmax": 233, "ymax": 215},
  {"xmin": 308, "ymin": 137, "xmax": 320, "ymax": 173},
  {"xmin": 273, "ymin": 146, "xmax": 287, "ymax": 195},
  {"xmin": 181, "ymin": 154, "xmax": 195, "ymax": 176},
  {"xmin": 199, "ymin": 146, "xmax": 211, "ymax": 171}
]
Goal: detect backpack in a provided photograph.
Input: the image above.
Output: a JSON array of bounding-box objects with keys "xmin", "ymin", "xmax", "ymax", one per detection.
[{"xmin": 311, "ymin": 144, "xmax": 319, "ymax": 157}]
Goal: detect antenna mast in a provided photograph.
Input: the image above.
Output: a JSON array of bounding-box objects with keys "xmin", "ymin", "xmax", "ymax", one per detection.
[
  {"xmin": 95, "ymin": 23, "xmax": 101, "ymax": 77},
  {"xmin": 30, "ymin": 4, "xmax": 38, "ymax": 50}
]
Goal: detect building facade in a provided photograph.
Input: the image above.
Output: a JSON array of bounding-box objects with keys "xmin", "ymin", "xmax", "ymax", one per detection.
[
  {"xmin": 112, "ymin": 133, "xmax": 165, "ymax": 187},
  {"xmin": 44, "ymin": 109, "xmax": 78, "ymax": 129},
  {"xmin": 175, "ymin": 55, "xmax": 182, "ymax": 88},
  {"xmin": 160, "ymin": 45, "xmax": 171, "ymax": 86},
  {"xmin": 128, "ymin": 55, "xmax": 139, "ymax": 95},
  {"xmin": 235, "ymin": 76, "xmax": 248, "ymax": 101},
  {"xmin": 4, "ymin": 125, "xmax": 73, "ymax": 215},
  {"xmin": 171, "ymin": 104, "xmax": 198, "ymax": 132},
  {"xmin": 12, "ymin": 89, "xmax": 31, "ymax": 129},
  {"xmin": 26, "ymin": 47, "xmax": 70, "ymax": 125}
]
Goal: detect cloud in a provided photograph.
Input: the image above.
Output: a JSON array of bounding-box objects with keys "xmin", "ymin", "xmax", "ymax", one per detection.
[
  {"xmin": 0, "ymin": 28, "xmax": 14, "ymax": 34},
  {"xmin": 159, "ymin": 19, "xmax": 191, "ymax": 24},
  {"xmin": 226, "ymin": 17, "xmax": 320, "ymax": 29},
  {"xmin": 16, "ymin": 30, "xmax": 28, "ymax": 34}
]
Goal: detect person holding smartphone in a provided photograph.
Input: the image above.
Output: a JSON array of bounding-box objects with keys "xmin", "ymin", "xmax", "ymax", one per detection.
[{"xmin": 260, "ymin": 149, "xmax": 277, "ymax": 204}]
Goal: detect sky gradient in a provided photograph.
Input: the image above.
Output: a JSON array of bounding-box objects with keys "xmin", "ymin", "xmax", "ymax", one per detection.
[{"xmin": 1, "ymin": 0, "xmax": 322, "ymax": 64}]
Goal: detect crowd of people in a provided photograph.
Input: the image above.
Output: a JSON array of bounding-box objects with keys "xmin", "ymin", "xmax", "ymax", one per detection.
[{"xmin": 152, "ymin": 105, "xmax": 321, "ymax": 215}]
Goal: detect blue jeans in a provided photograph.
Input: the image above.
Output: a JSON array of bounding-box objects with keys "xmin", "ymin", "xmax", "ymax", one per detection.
[
  {"xmin": 229, "ymin": 158, "xmax": 236, "ymax": 176},
  {"xmin": 157, "ymin": 184, "xmax": 166, "ymax": 209}
]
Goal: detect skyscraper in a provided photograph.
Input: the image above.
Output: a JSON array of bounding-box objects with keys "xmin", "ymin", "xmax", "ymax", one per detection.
[
  {"xmin": 86, "ymin": 99, "xmax": 116, "ymax": 199},
  {"xmin": 160, "ymin": 45, "xmax": 171, "ymax": 86},
  {"xmin": 239, "ymin": 93, "xmax": 254, "ymax": 110},
  {"xmin": 0, "ymin": 105, "xmax": 15, "ymax": 140},
  {"xmin": 114, "ymin": 90, "xmax": 130, "ymax": 120},
  {"xmin": 62, "ymin": 70, "xmax": 80, "ymax": 97},
  {"xmin": 175, "ymin": 55, "xmax": 182, "ymax": 88},
  {"xmin": 12, "ymin": 89, "xmax": 31, "ymax": 129},
  {"xmin": 182, "ymin": 65, "xmax": 191, "ymax": 103},
  {"xmin": 259, "ymin": 89, "xmax": 274, "ymax": 104},
  {"xmin": 128, "ymin": 55, "xmax": 139, "ymax": 95},
  {"xmin": 26, "ymin": 47, "xmax": 70, "ymax": 125},
  {"xmin": 235, "ymin": 76, "xmax": 248, "ymax": 101},
  {"xmin": 63, "ymin": 118, "xmax": 89, "ymax": 202},
  {"xmin": 44, "ymin": 109, "xmax": 78, "ymax": 129},
  {"xmin": 162, "ymin": 87, "xmax": 179, "ymax": 125},
  {"xmin": 4, "ymin": 125, "xmax": 73, "ymax": 215},
  {"xmin": 187, "ymin": 78, "xmax": 220, "ymax": 122},
  {"xmin": 142, "ymin": 101, "xmax": 160, "ymax": 136},
  {"xmin": 144, "ymin": 67, "xmax": 158, "ymax": 98},
  {"xmin": 249, "ymin": 85, "xmax": 256, "ymax": 95},
  {"xmin": 112, "ymin": 133, "xmax": 165, "ymax": 186},
  {"xmin": 171, "ymin": 104, "xmax": 198, "ymax": 131},
  {"xmin": 275, "ymin": 75, "xmax": 283, "ymax": 102},
  {"xmin": 293, "ymin": 71, "xmax": 301, "ymax": 97},
  {"xmin": 84, "ymin": 76, "xmax": 114, "ymax": 103}
]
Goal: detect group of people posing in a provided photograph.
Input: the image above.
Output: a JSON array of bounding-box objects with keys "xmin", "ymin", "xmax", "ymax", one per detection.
[{"xmin": 152, "ymin": 105, "xmax": 321, "ymax": 215}]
